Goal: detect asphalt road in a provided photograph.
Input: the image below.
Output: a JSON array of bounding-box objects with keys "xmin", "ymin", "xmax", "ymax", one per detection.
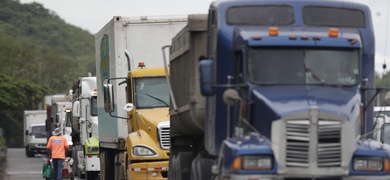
[{"xmin": 4, "ymin": 148, "xmax": 81, "ymax": 180}]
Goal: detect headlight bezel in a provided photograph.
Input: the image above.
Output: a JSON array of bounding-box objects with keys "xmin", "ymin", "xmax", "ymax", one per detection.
[
  {"xmin": 232, "ymin": 155, "xmax": 273, "ymax": 170},
  {"xmin": 87, "ymin": 146, "xmax": 99, "ymax": 153},
  {"xmin": 132, "ymin": 145, "xmax": 158, "ymax": 157},
  {"xmin": 353, "ymin": 156, "xmax": 384, "ymax": 171}
]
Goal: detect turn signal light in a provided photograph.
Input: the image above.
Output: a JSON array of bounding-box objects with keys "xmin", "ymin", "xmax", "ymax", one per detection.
[
  {"xmin": 385, "ymin": 158, "xmax": 390, "ymax": 172},
  {"xmin": 232, "ymin": 156, "xmax": 242, "ymax": 170}
]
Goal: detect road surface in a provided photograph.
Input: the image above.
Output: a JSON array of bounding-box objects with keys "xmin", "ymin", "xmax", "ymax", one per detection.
[{"xmin": 4, "ymin": 148, "xmax": 80, "ymax": 180}]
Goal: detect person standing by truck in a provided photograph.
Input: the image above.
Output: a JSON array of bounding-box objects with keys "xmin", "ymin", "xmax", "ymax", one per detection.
[{"xmin": 47, "ymin": 127, "xmax": 69, "ymax": 180}]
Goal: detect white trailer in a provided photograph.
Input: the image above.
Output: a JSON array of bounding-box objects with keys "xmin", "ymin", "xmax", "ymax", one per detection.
[
  {"xmin": 24, "ymin": 110, "xmax": 47, "ymax": 157},
  {"xmin": 95, "ymin": 15, "xmax": 187, "ymax": 180},
  {"xmin": 71, "ymin": 76, "xmax": 100, "ymax": 180}
]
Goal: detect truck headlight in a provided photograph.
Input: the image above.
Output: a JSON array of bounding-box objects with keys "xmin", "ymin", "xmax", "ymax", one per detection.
[
  {"xmin": 353, "ymin": 157, "xmax": 383, "ymax": 171},
  {"xmin": 87, "ymin": 147, "xmax": 99, "ymax": 153},
  {"xmin": 32, "ymin": 143, "xmax": 39, "ymax": 148},
  {"xmin": 132, "ymin": 146, "xmax": 157, "ymax": 156},
  {"xmin": 232, "ymin": 155, "xmax": 273, "ymax": 170}
]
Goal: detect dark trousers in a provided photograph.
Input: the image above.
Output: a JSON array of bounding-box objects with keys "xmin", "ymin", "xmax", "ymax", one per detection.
[{"xmin": 52, "ymin": 158, "xmax": 64, "ymax": 180}]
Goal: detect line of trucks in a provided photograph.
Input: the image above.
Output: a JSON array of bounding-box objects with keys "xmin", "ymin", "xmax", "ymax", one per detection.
[{"xmin": 23, "ymin": 0, "xmax": 390, "ymax": 179}]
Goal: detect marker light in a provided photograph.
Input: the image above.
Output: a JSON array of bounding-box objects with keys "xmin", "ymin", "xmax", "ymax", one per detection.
[
  {"xmin": 349, "ymin": 39, "xmax": 357, "ymax": 45},
  {"xmin": 268, "ymin": 27, "xmax": 278, "ymax": 36},
  {"xmin": 313, "ymin": 36, "xmax": 321, "ymax": 41},
  {"xmin": 252, "ymin": 36, "xmax": 262, "ymax": 40},
  {"xmin": 289, "ymin": 36, "xmax": 297, "ymax": 40},
  {"xmin": 329, "ymin": 28, "xmax": 339, "ymax": 37},
  {"xmin": 93, "ymin": 88, "xmax": 97, "ymax": 95},
  {"xmin": 301, "ymin": 36, "xmax": 309, "ymax": 40},
  {"xmin": 138, "ymin": 62, "xmax": 145, "ymax": 68}
]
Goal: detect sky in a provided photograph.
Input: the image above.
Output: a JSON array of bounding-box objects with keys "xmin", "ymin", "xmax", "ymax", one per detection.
[{"xmin": 19, "ymin": 0, "xmax": 390, "ymax": 73}]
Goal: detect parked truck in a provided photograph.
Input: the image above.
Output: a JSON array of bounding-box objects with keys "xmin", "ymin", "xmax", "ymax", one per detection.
[
  {"xmin": 166, "ymin": 1, "xmax": 390, "ymax": 179},
  {"xmin": 45, "ymin": 94, "xmax": 73, "ymax": 157},
  {"xmin": 70, "ymin": 75, "xmax": 100, "ymax": 179},
  {"xmin": 24, "ymin": 110, "xmax": 47, "ymax": 157},
  {"xmin": 95, "ymin": 15, "xmax": 186, "ymax": 180}
]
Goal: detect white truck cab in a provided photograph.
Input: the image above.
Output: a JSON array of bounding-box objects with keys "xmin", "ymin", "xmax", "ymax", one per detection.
[{"xmin": 24, "ymin": 110, "xmax": 47, "ymax": 157}]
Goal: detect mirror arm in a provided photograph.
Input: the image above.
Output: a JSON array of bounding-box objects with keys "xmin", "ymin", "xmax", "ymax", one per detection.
[
  {"xmin": 361, "ymin": 87, "xmax": 390, "ymax": 112},
  {"xmin": 109, "ymin": 112, "xmax": 129, "ymax": 120}
]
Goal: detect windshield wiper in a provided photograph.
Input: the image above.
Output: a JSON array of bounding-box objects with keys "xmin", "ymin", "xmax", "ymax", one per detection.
[
  {"xmin": 145, "ymin": 94, "xmax": 169, "ymax": 107},
  {"xmin": 301, "ymin": 54, "xmax": 328, "ymax": 85}
]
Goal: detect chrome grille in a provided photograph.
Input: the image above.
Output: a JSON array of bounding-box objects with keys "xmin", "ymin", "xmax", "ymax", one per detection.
[
  {"xmin": 158, "ymin": 125, "xmax": 170, "ymax": 150},
  {"xmin": 286, "ymin": 120, "xmax": 310, "ymax": 167},
  {"xmin": 317, "ymin": 120, "xmax": 341, "ymax": 167}
]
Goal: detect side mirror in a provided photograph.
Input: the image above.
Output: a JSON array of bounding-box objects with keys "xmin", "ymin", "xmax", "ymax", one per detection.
[
  {"xmin": 381, "ymin": 123, "xmax": 390, "ymax": 144},
  {"xmin": 79, "ymin": 118, "xmax": 86, "ymax": 124},
  {"xmin": 223, "ymin": 89, "xmax": 241, "ymax": 106},
  {"xmin": 385, "ymin": 91, "xmax": 390, "ymax": 106},
  {"xmin": 104, "ymin": 84, "xmax": 114, "ymax": 113},
  {"xmin": 124, "ymin": 103, "xmax": 134, "ymax": 112},
  {"xmin": 25, "ymin": 130, "xmax": 29, "ymax": 136},
  {"xmin": 199, "ymin": 59, "xmax": 214, "ymax": 96},
  {"xmin": 72, "ymin": 101, "xmax": 80, "ymax": 117},
  {"xmin": 56, "ymin": 113, "xmax": 60, "ymax": 123}
]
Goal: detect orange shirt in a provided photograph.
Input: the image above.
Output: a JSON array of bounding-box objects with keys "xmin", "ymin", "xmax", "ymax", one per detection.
[{"xmin": 46, "ymin": 135, "xmax": 69, "ymax": 159}]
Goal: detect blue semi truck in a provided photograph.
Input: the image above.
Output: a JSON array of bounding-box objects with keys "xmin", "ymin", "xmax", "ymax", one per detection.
[{"xmin": 167, "ymin": 0, "xmax": 390, "ymax": 179}]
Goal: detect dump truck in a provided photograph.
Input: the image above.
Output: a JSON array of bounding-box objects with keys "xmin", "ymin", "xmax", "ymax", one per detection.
[{"xmin": 166, "ymin": 1, "xmax": 390, "ymax": 179}]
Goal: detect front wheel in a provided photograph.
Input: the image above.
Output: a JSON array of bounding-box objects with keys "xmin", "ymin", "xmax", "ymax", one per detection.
[
  {"xmin": 169, "ymin": 152, "xmax": 193, "ymax": 180},
  {"xmin": 86, "ymin": 171, "xmax": 99, "ymax": 180}
]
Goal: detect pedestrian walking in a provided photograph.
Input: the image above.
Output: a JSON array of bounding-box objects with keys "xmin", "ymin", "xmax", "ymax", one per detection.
[{"xmin": 46, "ymin": 128, "xmax": 69, "ymax": 180}]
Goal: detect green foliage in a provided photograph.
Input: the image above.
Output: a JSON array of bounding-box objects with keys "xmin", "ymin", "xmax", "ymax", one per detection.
[
  {"xmin": 0, "ymin": 74, "xmax": 48, "ymax": 147},
  {"xmin": 0, "ymin": 0, "xmax": 95, "ymax": 147},
  {"xmin": 0, "ymin": 137, "xmax": 5, "ymax": 149},
  {"xmin": 375, "ymin": 71, "xmax": 390, "ymax": 88}
]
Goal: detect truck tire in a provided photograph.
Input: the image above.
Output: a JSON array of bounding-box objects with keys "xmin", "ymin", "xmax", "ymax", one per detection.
[
  {"xmin": 100, "ymin": 149, "xmax": 115, "ymax": 180},
  {"xmin": 86, "ymin": 171, "xmax": 99, "ymax": 180},
  {"xmin": 114, "ymin": 153, "xmax": 125, "ymax": 180},
  {"xmin": 25, "ymin": 146, "xmax": 29, "ymax": 157},
  {"xmin": 27, "ymin": 147, "xmax": 34, "ymax": 158},
  {"xmin": 70, "ymin": 172, "xmax": 75, "ymax": 180},
  {"xmin": 190, "ymin": 153, "xmax": 214, "ymax": 180},
  {"xmin": 72, "ymin": 146, "xmax": 80, "ymax": 177},
  {"xmin": 171, "ymin": 152, "xmax": 193, "ymax": 180}
]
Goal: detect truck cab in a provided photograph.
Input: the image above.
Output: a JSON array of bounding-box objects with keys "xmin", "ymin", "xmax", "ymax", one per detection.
[
  {"xmin": 24, "ymin": 110, "xmax": 47, "ymax": 157},
  {"xmin": 104, "ymin": 63, "xmax": 170, "ymax": 179}
]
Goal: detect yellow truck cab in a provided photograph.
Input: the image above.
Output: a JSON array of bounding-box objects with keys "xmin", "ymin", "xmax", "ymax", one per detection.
[{"xmin": 125, "ymin": 63, "xmax": 170, "ymax": 179}]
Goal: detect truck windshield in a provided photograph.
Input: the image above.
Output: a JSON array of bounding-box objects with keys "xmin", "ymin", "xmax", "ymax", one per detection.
[
  {"xmin": 91, "ymin": 96, "xmax": 97, "ymax": 116},
  {"xmin": 31, "ymin": 125, "xmax": 46, "ymax": 138},
  {"xmin": 134, "ymin": 77, "xmax": 169, "ymax": 108},
  {"xmin": 247, "ymin": 47, "xmax": 359, "ymax": 86}
]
